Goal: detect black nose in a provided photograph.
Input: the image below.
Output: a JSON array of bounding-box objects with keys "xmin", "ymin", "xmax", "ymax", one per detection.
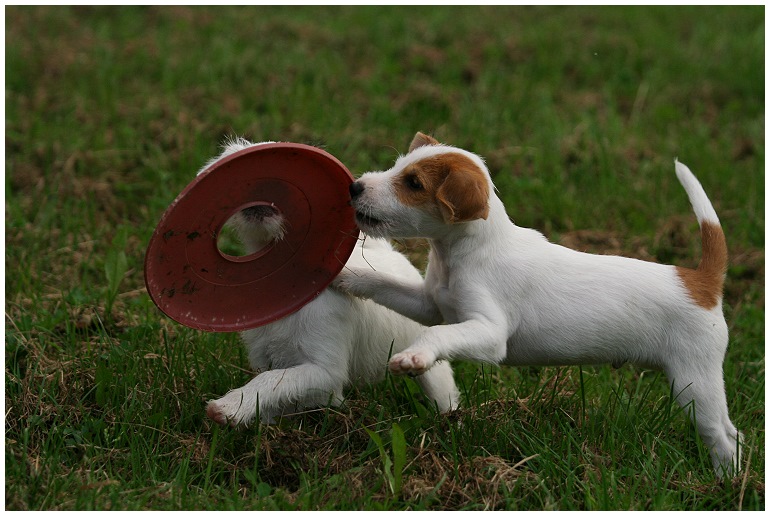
[
  {"xmin": 349, "ymin": 181, "xmax": 365, "ymax": 199},
  {"xmin": 241, "ymin": 204, "xmax": 278, "ymax": 221}
]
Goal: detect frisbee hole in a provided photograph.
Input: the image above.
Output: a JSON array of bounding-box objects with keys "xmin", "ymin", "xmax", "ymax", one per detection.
[{"xmin": 216, "ymin": 203, "xmax": 282, "ymax": 262}]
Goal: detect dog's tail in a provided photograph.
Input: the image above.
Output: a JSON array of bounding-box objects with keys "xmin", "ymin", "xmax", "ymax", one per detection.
[{"xmin": 674, "ymin": 160, "xmax": 727, "ymax": 308}]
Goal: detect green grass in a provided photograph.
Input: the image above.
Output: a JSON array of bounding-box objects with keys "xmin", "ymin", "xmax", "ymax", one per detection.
[{"xmin": 5, "ymin": 5, "xmax": 764, "ymax": 510}]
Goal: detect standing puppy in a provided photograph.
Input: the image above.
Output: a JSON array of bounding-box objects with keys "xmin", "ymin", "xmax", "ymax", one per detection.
[
  {"xmin": 202, "ymin": 138, "xmax": 459, "ymax": 426},
  {"xmin": 334, "ymin": 132, "xmax": 740, "ymax": 476}
]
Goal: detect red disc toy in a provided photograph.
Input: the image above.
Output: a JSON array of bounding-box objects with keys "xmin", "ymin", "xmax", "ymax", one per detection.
[{"xmin": 144, "ymin": 143, "xmax": 360, "ymax": 332}]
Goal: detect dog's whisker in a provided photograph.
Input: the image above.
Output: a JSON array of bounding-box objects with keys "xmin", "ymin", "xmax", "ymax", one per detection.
[
  {"xmin": 359, "ymin": 234, "xmax": 377, "ymax": 272},
  {"xmin": 340, "ymin": 227, "xmax": 365, "ymax": 242},
  {"xmin": 333, "ymin": 228, "xmax": 367, "ymax": 268},
  {"xmin": 382, "ymin": 144, "xmax": 400, "ymax": 160},
  {"xmin": 340, "ymin": 264, "xmax": 361, "ymax": 276}
]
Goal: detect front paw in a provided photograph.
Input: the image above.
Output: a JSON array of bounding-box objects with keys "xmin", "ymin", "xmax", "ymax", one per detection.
[
  {"xmin": 331, "ymin": 267, "xmax": 374, "ymax": 298},
  {"xmin": 206, "ymin": 392, "xmax": 256, "ymax": 428},
  {"xmin": 389, "ymin": 349, "xmax": 436, "ymax": 376},
  {"xmin": 206, "ymin": 400, "xmax": 235, "ymax": 426}
]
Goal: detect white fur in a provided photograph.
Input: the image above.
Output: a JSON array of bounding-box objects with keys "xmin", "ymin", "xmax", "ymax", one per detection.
[
  {"xmin": 334, "ymin": 139, "xmax": 740, "ymax": 476},
  {"xmin": 201, "ymin": 138, "xmax": 459, "ymax": 426},
  {"xmin": 675, "ymin": 159, "xmax": 720, "ymax": 225}
]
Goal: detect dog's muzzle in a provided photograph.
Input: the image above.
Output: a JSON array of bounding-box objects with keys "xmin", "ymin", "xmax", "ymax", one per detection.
[{"xmin": 349, "ymin": 181, "xmax": 365, "ymax": 200}]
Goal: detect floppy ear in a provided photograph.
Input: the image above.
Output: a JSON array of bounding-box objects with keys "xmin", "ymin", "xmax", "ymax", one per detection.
[
  {"xmin": 408, "ymin": 132, "xmax": 440, "ymax": 153},
  {"xmin": 436, "ymin": 164, "xmax": 490, "ymax": 223}
]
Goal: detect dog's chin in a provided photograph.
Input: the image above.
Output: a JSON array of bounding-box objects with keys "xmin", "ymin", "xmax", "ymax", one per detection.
[{"xmin": 354, "ymin": 211, "xmax": 391, "ymax": 237}]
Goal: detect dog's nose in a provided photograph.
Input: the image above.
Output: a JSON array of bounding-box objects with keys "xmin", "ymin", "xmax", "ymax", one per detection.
[{"xmin": 349, "ymin": 181, "xmax": 365, "ymax": 199}]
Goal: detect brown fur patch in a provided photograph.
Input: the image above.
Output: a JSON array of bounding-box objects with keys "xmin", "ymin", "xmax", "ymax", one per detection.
[
  {"xmin": 676, "ymin": 221, "xmax": 727, "ymax": 309},
  {"xmin": 393, "ymin": 153, "xmax": 490, "ymax": 223}
]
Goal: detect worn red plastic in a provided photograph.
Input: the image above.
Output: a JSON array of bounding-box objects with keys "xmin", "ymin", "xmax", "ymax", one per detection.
[{"xmin": 144, "ymin": 143, "xmax": 359, "ymax": 332}]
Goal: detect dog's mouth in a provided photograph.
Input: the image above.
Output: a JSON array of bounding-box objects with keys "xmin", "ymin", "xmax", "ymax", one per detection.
[{"xmin": 354, "ymin": 210, "xmax": 384, "ymax": 229}]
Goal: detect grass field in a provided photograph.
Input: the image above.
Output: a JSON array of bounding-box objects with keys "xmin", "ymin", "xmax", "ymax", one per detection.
[{"xmin": 5, "ymin": 5, "xmax": 764, "ymax": 510}]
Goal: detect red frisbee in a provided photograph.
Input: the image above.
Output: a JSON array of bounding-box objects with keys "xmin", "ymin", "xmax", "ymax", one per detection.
[{"xmin": 144, "ymin": 143, "xmax": 359, "ymax": 332}]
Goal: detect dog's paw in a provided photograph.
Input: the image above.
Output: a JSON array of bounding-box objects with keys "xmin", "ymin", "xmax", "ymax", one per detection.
[
  {"xmin": 206, "ymin": 393, "xmax": 256, "ymax": 428},
  {"xmin": 330, "ymin": 269, "xmax": 353, "ymax": 292},
  {"xmin": 331, "ymin": 267, "xmax": 373, "ymax": 298},
  {"xmin": 389, "ymin": 349, "xmax": 437, "ymax": 377},
  {"xmin": 206, "ymin": 400, "xmax": 233, "ymax": 426}
]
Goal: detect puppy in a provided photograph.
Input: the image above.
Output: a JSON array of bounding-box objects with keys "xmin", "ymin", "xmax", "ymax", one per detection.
[
  {"xmin": 202, "ymin": 138, "xmax": 459, "ymax": 426},
  {"xmin": 334, "ymin": 132, "xmax": 741, "ymax": 476}
]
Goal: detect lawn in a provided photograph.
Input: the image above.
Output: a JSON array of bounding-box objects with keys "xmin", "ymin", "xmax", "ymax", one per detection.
[{"xmin": 5, "ymin": 5, "xmax": 764, "ymax": 510}]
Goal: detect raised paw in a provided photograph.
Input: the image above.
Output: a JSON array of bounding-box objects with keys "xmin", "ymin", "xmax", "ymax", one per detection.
[
  {"xmin": 330, "ymin": 268, "xmax": 354, "ymax": 292},
  {"xmin": 330, "ymin": 267, "xmax": 374, "ymax": 298},
  {"xmin": 389, "ymin": 349, "xmax": 436, "ymax": 376}
]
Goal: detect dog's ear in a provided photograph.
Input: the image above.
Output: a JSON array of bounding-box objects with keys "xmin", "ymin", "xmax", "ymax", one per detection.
[
  {"xmin": 436, "ymin": 162, "xmax": 490, "ymax": 223},
  {"xmin": 408, "ymin": 132, "xmax": 440, "ymax": 153}
]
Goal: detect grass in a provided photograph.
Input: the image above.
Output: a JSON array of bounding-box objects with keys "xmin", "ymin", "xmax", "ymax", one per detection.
[{"xmin": 5, "ymin": 5, "xmax": 764, "ymax": 510}]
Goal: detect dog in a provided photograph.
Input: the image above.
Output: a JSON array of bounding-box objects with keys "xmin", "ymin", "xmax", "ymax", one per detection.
[
  {"xmin": 333, "ymin": 132, "xmax": 741, "ymax": 476},
  {"xmin": 201, "ymin": 138, "xmax": 459, "ymax": 426}
]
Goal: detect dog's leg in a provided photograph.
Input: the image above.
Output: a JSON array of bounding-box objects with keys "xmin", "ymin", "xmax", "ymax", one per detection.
[
  {"xmin": 206, "ymin": 364, "xmax": 345, "ymax": 427},
  {"xmin": 333, "ymin": 268, "xmax": 443, "ymax": 326},
  {"xmin": 390, "ymin": 317, "xmax": 508, "ymax": 376},
  {"xmin": 665, "ymin": 360, "xmax": 741, "ymax": 477},
  {"xmin": 413, "ymin": 360, "xmax": 460, "ymax": 412}
]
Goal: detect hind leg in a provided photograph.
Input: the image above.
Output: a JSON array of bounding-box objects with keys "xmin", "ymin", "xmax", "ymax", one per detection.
[
  {"xmin": 665, "ymin": 360, "xmax": 741, "ymax": 477},
  {"xmin": 207, "ymin": 363, "xmax": 345, "ymax": 426}
]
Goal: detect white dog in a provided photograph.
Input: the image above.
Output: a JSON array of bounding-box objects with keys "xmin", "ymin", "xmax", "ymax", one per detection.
[
  {"xmin": 201, "ymin": 138, "xmax": 459, "ymax": 426},
  {"xmin": 334, "ymin": 132, "xmax": 740, "ymax": 476}
]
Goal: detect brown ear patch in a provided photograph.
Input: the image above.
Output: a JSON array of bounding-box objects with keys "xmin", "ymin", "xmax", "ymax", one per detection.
[
  {"xmin": 436, "ymin": 159, "xmax": 490, "ymax": 223},
  {"xmin": 393, "ymin": 152, "xmax": 490, "ymax": 223},
  {"xmin": 676, "ymin": 221, "xmax": 727, "ymax": 309},
  {"xmin": 408, "ymin": 132, "xmax": 441, "ymax": 153}
]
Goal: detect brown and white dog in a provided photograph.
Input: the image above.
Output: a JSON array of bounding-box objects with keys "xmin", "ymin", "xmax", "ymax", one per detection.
[
  {"xmin": 202, "ymin": 138, "xmax": 459, "ymax": 426},
  {"xmin": 334, "ymin": 132, "xmax": 741, "ymax": 476}
]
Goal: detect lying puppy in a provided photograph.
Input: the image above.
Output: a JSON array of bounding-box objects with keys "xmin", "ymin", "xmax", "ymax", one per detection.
[
  {"xmin": 202, "ymin": 138, "xmax": 459, "ymax": 425},
  {"xmin": 334, "ymin": 132, "xmax": 741, "ymax": 476}
]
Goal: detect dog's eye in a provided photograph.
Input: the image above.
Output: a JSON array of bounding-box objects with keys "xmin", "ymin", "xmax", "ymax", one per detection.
[{"xmin": 405, "ymin": 174, "xmax": 423, "ymax": 191}]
